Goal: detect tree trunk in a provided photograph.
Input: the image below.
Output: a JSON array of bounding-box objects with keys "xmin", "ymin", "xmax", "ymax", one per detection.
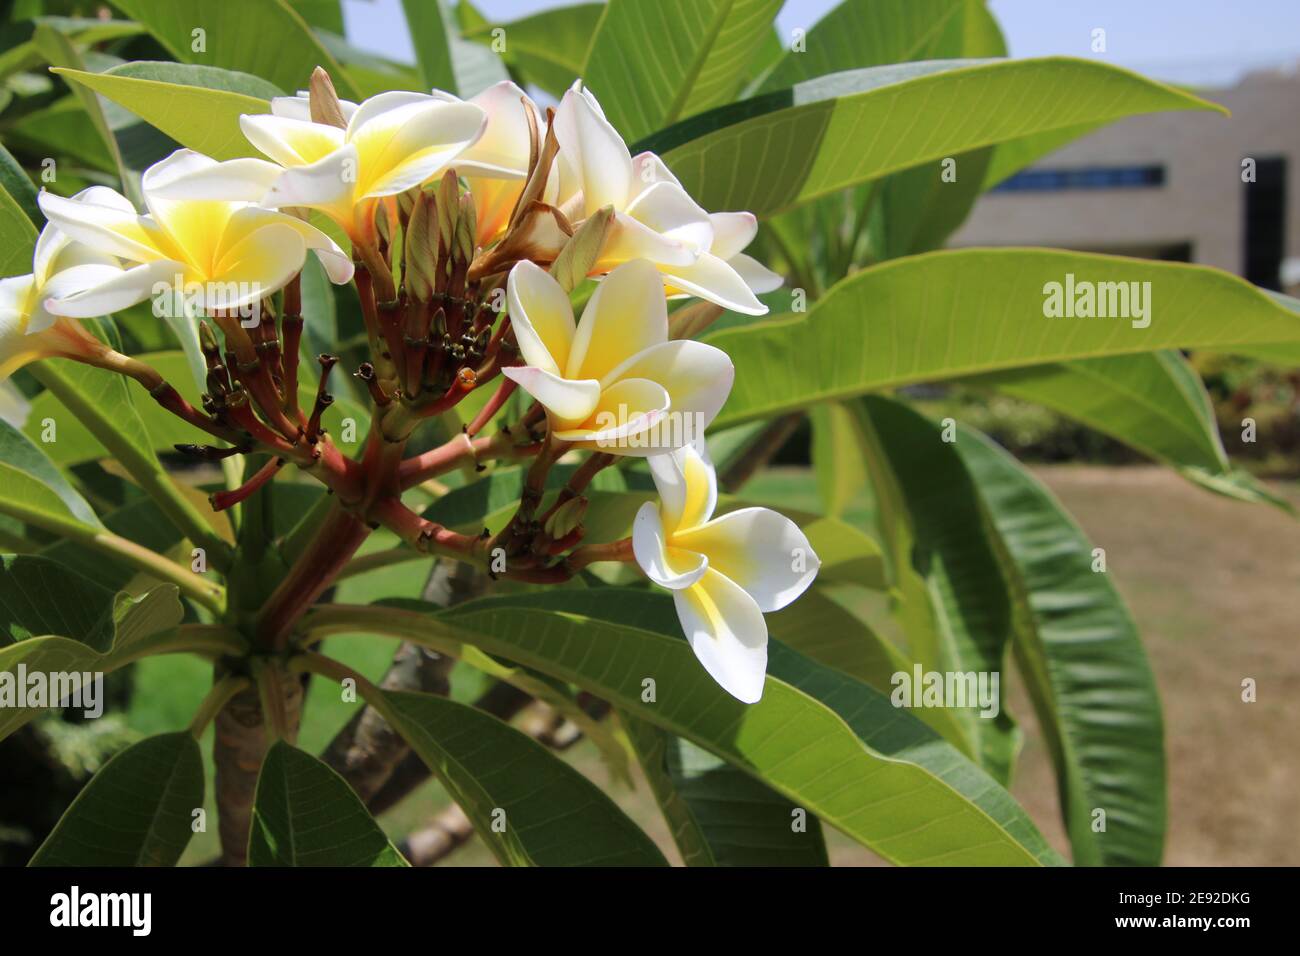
[{"xmin": 213, "ymin": 675, "xmax": 303, "ymax": 866}]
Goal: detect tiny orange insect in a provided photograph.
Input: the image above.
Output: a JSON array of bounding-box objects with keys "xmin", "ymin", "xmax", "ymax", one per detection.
[{"xmin": 457, "ymin": 367, "xmax": 477, "ymax": 389}]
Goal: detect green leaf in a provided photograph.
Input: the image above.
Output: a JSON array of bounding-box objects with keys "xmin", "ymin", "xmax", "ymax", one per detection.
[
  {"xmin": 850, "ymin": 396, "xmax": 1019, "ymax": 781},
  {"xmin": 758, "ymin": 0, "xmax": 995, "ymax": 91},
  {"xmin": 34, "ymin": 24, "xmax": 145, "ymax": 202},
  {"xmin": 399, "ymin": 0, "xmax": 507, "ymax": 97},
  {"xmin": 0, "ymin": 554, "xmax": 118, "ymax": 650},
  {"xmin": 399, "ymin": 0, "xmax": 456, "ymax": 92},
  {"xmin": 463, "ymin": 3, "xmax": 600, "ymax": 99},
  {"xmin": 31, "ymin": 353, "xmax": 160, "ymax": 475},
  {"xmin": 584, "ymin": 0, "xmax": 784, "ymax": 141},
  {"xmin": 0, "ymin": 142, "xmax": 41, "ymax": 228},
  {"xmin": 0, "ymin": 582, "xmax": 189, "ymax": 742},
  {"xmin": 377, "ymin": 690, "xmax": 667, "ymax": 865},
  {"xmin": 248, "ymin": 741, "xmax": 409, "ymax": 866},
  {"xmin": 622, "ymin": 712, "xmax": 829, "ymax": 866},
  {"xmin": 308, "ymin": 592, "xmax": 1062, "ymax": 865},
  {"xmin": 109, "ymin": 0, "xmax": 357, "ymax": 99},
  {"xmin": 0, "ymin": 175, "xmax": 38, "ymax": 276},
  {"xmin": 0, "ymin": 421, "xmax": 102, "ymax": 538},
  {"xmin": 29, "ymin": 732, "xmax": 204, "ymax": 866},
  {"xmin": 765, "ymin": 585, "xmax": 972, "ymax": 752},
  {"xmin": 810, "ymin": 403, "xmax": 869, "ymax": 517},
  {"xmin": 969, "ymin": 351, "xmax": 1280, "ymax": 507},
  {"xmin": 53, "ymin": 62, "xmax": 276, "ymax": 162},
  {"xmin": 640, "ymin": 57, "xmax": 1222, "ymax": 219},
  {"xmin": 707, "ymin": 249, "xmax": 1300, "ymax": 429},
  {"xmin": 953, "ymin": 425, "xmax": 1166, "ymax": 865}
]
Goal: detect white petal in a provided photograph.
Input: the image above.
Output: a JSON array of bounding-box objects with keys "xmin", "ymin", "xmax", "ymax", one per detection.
[
  {"xmin": 707, "ymin": 211, "xmax": 758, "ymax": 261},
  {"xmin": 557, "ymin": 376, "xmax": 671, "ymax": 448},
  {"xmin": 456, "ymin": 81, "xmax": 536, "ymax": 179},
  {"xmin": 661, "ymin": 251, "xmax": 767, "ymax": 315},
  {"xmin": 624, "ymin": 181, "xmax": 713, "ymax": 254},
  {"xmin": 271, "ymin": 92, "xmax": 358, "ymax": 122},
  {"xmin": 674, "ymin": 507, "xmax": 820, "ymax": 613},
  {"xmin": 632, "ymin": 501, "xmax": 708, "ymax": 589},
  {"xmin": 262, "ymin": 144, "xmax": 358, "ymax": 222},
  {"xmin": 566, "ymin": 258, "xmax": 666, "ymax": 381},
  {"xmin": 674, "ymin": 570, "xmax": 768, "ymax": 703},
  {"xmin": 729, "ymin": 252, "xmax": 784, "ymax": 295},
  {"xmin": 44, "ymin": 260, "xmax": 182, "ymax": 319},
  {"xmin": 649, "ymin": 439, "xmax": 717, "ymax": 532},
  {"xmin": 600, "ymin": 338, "xmax": 734, "ymax": 436},
  {"xmin": 38, "ymin": 189, "xmax": 164, "ymax": 264},
  {"xmin": 349, "ymin": 98, "xmax": 486, "ymax": 198},
  {"xmin": 145, "ymin": 155, "xmax": 284, "ymax": 204},
  {"xmin": 553, "ymin": 86, "xmax": 633, "ymax": 215},
  {"xmin": 598, "ymin": 210, "xmax": 700, "ymax": 270},
  {"xmin": 506, "ymin": 260, "xmax": 573, "ymax": 374},
  {"xmin": 32, "ymin": 223, "xmax": 72, "ymax": 286},
  {"xmin": 241, "ymin": 113, "xmax": 346, "ymax": 167},
  {"xmin": 209, "ymin": 221, "xmax": 308, "ymax": 305},
  {"xmin": 501, "ymin": 365, "xmax": 601, "ymax": 423},
  {"xmin": 630, "ymin": 151, "xmax": 681, "ymax": 188}
]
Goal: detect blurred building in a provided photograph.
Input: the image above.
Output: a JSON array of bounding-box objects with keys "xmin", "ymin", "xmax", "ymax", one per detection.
[{"xmin": 952, "ymin": 66, "xmax": 1300, "ymax": 292}]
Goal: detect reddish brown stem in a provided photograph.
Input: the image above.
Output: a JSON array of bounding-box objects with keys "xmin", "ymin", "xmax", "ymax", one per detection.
[
  {"xmin": 255, "ymin": 505, "xmax": 372, "ymax": 649},
  {"xmin": 210, "ymin": 457, "xmax": 285, "ymax": 512}
]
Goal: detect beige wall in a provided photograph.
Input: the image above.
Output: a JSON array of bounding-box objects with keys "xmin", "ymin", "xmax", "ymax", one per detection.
[{"xmin": 951, "ymin": 70, "xmax": 1300, "ymax": 277}]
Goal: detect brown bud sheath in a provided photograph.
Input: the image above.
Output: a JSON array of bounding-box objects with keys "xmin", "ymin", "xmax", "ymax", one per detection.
[{"xmin": 308, "ymin": 66, "xmax": 348, "ymax": 129}]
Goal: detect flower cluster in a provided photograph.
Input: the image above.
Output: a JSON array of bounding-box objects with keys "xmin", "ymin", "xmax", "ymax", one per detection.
[{"xmin": 1, "ymin": 69, "xmax": 814, "ymax": 702}]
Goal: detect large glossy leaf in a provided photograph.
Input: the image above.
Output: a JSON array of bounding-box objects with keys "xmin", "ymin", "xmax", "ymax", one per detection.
[
  {"xmin": 0, "ymin": 176, "xmax": 38, "ymax": 276},
  {"xmin": 110, "ymin": 0, "xmax": 356, "ymax": 98},
  {"xmin": 759, "ymin": 0, "xmax": 991, "ymax": 91},
  {"xmin": 372, "ymin": 691, "xmax": 665, "ymax": 865},
  {"xmin": 583, "ymin": 0, "xmax": 784, "ymax": 141},
  {"xmin": 954, "ymin": 426, "xmax": 1165, "ymax": 866},
  {"xmin": 32, "ymin": 354, "xmax": 160, "ymax": 477},
  {"xmin": 850, "ymin": 396, "xmax": 1019, "ymax": 780},
  {"xmin": 462, "ymin": 3, "xmax": 600, "ymax": 99},
  {"xmin": 621, "ymin": 712, "xmax": 829, "ymax": 866},
  {"xmin": 708, "ymin": 249, "xmax": 1300, "ymax": 429},
  {"xmin": 0, "ymin": 142, "xmax": 41, "ymax": 228},
  {"xmin": 248, "ymin": 741, "xmax": 409, "ymax": 866},
  {"xmin": 399, "ymin": 0, "xmax": 457, "ymax": 93},
  {"xmin": 0, "ymin": 554, "xmax": 119, "ymax": 650},
  {"xmin": 29, "ymin": 732, "xmax": 204, "ymax": 866},
  {"xmin": 305, "ymin": 592, "xmax": 1063, "ymax": 865},
  {"xmin": 54, "ymin": 63, "xmax": 275, "ymax": 162},
  {"xmin": 969, "ymin": 351, "xmax": 1282, "ymax": 507},
  {"xmin": 0, "ymin": 423, "xmax": 103, "ymax": 539},
  {"xmin": 639, "ymin": 57, "xmax": 1222, "ymax": 219},
  {"xmin": 0, "ymin": 418, "xmax": 101, "ymax": 531},
  {"xmin": 0, "ymin": 582, "xmax": 190, "ymax": 742}
]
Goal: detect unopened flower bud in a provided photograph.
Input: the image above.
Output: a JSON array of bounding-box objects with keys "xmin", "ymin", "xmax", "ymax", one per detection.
[
  {"xmin": 544, "ymin": 496, "xmax": 587, "ymax": 539},
  {"xmin": 549, "ymin": 205, "xmax": 613, "ymax": 293}
]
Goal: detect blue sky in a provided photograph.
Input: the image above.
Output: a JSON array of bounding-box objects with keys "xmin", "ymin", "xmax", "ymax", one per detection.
[{"xmin": 342, "ymin": 0, "xmax": 1300, "ymax": 88}]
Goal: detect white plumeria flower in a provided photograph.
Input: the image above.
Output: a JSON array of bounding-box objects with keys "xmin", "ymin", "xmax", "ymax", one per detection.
[
  {"xmin": 552, "ymin": 82, "xmax": 771, "ymax": 315},
  {"xmin": 633, "ymin": 440, "xmax": 820, "ymax": 702},
  {"xmin": 37, "ymin": 150, "xmax": 353, "ymax": 318},
  {"xmin": 150, "ymin": 91, "xmax": 487, "ymax": 247},
  {"xmin": 501, "ymin": 259, "xmax": 733, "ymax": 455},
  {"xmin": 633, "ymin": 153, "xmax": 783, "ymax": 301},
  {"xmin": 0, "ymin": 207, "xmax": 123, "ymax": 381},
  {"xmin": 433, "ymin": 81, "xmax": 556, "ymax": 247}
]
